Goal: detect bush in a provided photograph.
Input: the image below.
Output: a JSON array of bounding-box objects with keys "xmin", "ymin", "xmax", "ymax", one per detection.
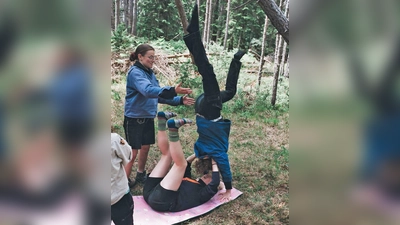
[{"xmin": 112, "ymin": 24, "xmax": 135, "ymax": 52}]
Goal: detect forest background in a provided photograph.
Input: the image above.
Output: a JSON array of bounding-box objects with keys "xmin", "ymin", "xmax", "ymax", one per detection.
[{"xmin": 111, "ymin": 0, "xmax": 289, "ymax": 224}]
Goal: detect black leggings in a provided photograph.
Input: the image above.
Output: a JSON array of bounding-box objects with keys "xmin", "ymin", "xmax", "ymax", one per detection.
[{"xmin": 184, "ymin": 31, "xmax": 242, "ymax": 120}]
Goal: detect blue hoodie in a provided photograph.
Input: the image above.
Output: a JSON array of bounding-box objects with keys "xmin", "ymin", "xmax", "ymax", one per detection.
[
  {"xmin": 194, "ymin": 115, "xmax": 233, "ymax": 189},
  {"xmin": 124, "ymin": 62, "xmax": 182, "ymax": 118}
]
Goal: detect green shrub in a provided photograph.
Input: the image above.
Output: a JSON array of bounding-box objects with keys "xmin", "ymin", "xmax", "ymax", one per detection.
[{"xmin": 112, "ymin": 24, "xmax": 135, "ymax": 52}]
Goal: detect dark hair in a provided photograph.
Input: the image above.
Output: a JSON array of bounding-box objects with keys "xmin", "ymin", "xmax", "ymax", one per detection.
[
  {"xmin": 193, "ymin": 158, "xmax": 212, "ymax": 176},
  {"xmin": 129, "ymin": 44, "xmax": 155, "ymax": 61}
]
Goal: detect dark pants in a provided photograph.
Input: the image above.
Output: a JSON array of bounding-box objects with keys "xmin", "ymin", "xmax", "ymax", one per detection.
[
  {"xmin": 184, "ymin": 31, "xmax": 242, "ymax": 120},
  {"xmin": 111, "ymin": 193, "xmax": 134, "ymax": 225}
]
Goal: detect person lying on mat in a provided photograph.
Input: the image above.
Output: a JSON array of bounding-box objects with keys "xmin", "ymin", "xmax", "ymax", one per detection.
[{"xmin": 143, "ymin": 111, "xmax": 221, "ymax": 212}]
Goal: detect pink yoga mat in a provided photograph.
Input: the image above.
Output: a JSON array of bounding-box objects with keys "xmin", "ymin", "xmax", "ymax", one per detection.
[{"xmin": 111, "ymin": 188, "xmax": 242, "ymax": 225}]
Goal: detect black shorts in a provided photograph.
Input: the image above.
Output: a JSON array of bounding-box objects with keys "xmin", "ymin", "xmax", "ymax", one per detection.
[
  {"xmin": 123, "ymin": 116, "xmax": 155, "ymax": 149},
  {"xmin": 143, "ymin": 177, "xmax": 178, "ymax": 212}
]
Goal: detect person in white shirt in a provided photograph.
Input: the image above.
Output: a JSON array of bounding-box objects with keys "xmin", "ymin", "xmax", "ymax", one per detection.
[{"xmin": 111, "ymin": 133, "xmax": 134, "ymax": 225}]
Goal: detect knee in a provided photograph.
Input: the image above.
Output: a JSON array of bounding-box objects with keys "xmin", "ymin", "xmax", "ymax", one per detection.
[
  {"xmin": 224, "ymin": 90, "xmax": 236, "ymax": 102},
  {"xmin": 141, "ymin": 145, "xmax": 150, "ymax": 153},
  {"xmin": 175, "ymin": 159, "xmax": 187, "ymax": 168}
]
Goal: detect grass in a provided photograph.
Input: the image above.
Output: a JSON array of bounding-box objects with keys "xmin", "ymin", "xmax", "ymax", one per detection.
[{"xmin": 111, "ymin": 46, "xmax": 289, "ymax": 224}]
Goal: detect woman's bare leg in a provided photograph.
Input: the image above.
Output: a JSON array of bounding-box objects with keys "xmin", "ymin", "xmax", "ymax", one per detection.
[
  {"xmin": 160, "ymin": 118, "xmax": 192, "ymax": 191},
  {"xmin": 149, "ymin": 112, "xmax": 177, "ymax": 178}
]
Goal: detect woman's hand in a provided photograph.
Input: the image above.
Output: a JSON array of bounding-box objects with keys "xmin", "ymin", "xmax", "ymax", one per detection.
[
  {"xmin": 182, "ymin": 94, "xmax": 195, "ymax": 105},
  {"xmin": 175, "ymin": 82, "xmax": 192, "ymax": 95}
]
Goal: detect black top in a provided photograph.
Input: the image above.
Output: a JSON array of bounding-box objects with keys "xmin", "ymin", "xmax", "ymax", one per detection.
[{"xmin": 170, "ymin": 171, "xmax": 220, "ymax": 212}]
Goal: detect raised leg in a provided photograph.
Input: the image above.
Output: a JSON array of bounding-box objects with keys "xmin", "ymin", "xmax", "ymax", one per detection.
[
  {"xmin": 184, "ymin": 4, "xmax": 222, "ymax": 120},
  {"xmin": 148, "ymin": 112, "xmax": 178, "ymax": 178},
  {"xmin": 220, "ymin": 50, "xmax": 245, "ymax": 103},
  {"xmin": 160, "ymin": 119, "xmax": 192, "ymax": 191}
]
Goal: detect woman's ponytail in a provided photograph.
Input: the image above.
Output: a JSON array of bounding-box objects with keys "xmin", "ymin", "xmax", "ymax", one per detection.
[{"xmin": 129, "ymin": 52, "xmax": 137, "ymax": 61}]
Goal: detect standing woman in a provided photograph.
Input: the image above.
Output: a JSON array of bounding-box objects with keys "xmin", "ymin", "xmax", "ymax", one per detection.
[{"xmin": 124, "ymin": 44, "xmax": 194, "ymax": 188}]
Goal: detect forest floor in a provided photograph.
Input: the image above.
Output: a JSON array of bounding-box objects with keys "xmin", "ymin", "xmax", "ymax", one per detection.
[{"xmin": 111, "ymin": 47, "xmax": 289, "ymax": 224}]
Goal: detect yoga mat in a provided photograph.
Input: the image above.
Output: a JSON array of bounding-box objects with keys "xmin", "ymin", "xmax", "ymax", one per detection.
[{"xmin": 111, "ymin": 188, "xmax": 242, "ymax": 225}]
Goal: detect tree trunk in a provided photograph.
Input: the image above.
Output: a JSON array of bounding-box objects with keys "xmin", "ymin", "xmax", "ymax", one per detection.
[
  {"xmin": 223, "ymin": 0, "xmax": 231, "ymax": 50},
  {"xmin": 271, "ymin": 26, "xmax": 285, "ymax": 106},
  {"xmin": 129, "ymin": 0, "xmax": 133, "ymax": 34},
  {"xmin": 124, "ymin": 0, "xmax": 129, "ymax": 28},
  {"xmin": 111, "ymin": 0, "xmax": 115, "ymax": 31},
  {"xmin": 280, "ymin": 0, "xmax": 289, "ymax": 75},
  {"xmin": 131, "ymin": 0, "xmax": 138, "ymax": 35},
  {"xmin": 203, "ymin": 0, "xmax": 209, "ymax": 43},
  {"xmin": 115, "ymin": 0, "xmax": 120, "ymax": 29},
  {"xmin": 210, "ymin": 0, "xmax": 217, "ymax": 42},
  {"xmin": 207, "ymin": 0, "xmax": 213, "ymax": 44},
  {"xmin": 280, "ymin": 41, "xmax": 288, "ymax": 75},
  {"xmin": 216, "ymin": 0, "xmax": 224, "ymax": 42},
  {"xmin": 237, "ymin": 33, "xmax": 241, "ymax": 49},
  {"xmin": 203, "ymin": 0, "xmax": 211, "ymax": 46},
  {"xmin": 258, "ymin": 16, "xmax": 269, "ymax": 86},
  {"xmin": 257, "ymin": 0, "xmax": 289, "ymax": 44},
  {"xmin": 284, "ymin": 55, "xmax": 289, "ymax": 78},
  {"xmin": 175, "ymin": 0, "xmax": 189, "ymax": 34}
]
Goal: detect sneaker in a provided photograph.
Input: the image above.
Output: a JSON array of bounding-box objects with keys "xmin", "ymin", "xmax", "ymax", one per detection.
[
  {"xmin": 128, "ymin": 178, "xmax": 136, "ymax": 188},
  {"xmin": 135, "ymin": 171, "xmax": 147, "ymax": 184}
]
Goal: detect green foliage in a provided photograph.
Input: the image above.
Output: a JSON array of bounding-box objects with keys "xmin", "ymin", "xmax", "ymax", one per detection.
[
  {"xmin": 273, "ymin": 146, "xmax": 289, "ymax": 171},
  {"xmin": 151, "ymin": 38, "xmax": 188, "ymax": 54},
  {"xmin": 112, "ymin": 0, "xmax": 279, "ymax": 53},
  {"xmin": 111, "ymin": 90, "xmax": 121, "ymax": 101},
  {"xmin": 136, "ymin": 0, "xmax": 184, "ymax": 40},
  {"xmin": 112, "ymin": 23, "xmax": 135, "ymax": 52},
  {"xmin": 227, "ymin": 0, "xmax": 267, "ymax": 50},
  {"xmin": 250, "ymin": 25, "xmax": 279, "ymax": 56}
]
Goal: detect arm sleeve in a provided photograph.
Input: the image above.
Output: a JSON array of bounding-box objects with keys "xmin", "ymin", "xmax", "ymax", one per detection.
[
  {"xmin": 199, "ymin": 172, "xmax": 220, "ymax": 203},
  {"xmin": 213, "ymin": 151, "xmax": 232, "ymax": 189},
  {"xmin": 158, "ymin": 96, "xmax": 182, "ymax": 106},
  {"xmin": 129, "ymin": 69, "xmax": 175, "ymax": 99},
  {"xmin": 158, "ymin": 87, "xmax": 177, "ymax": 99},
  {"xmin": 111, "ymin": 134, "xmax": 132, "ymax": 166}
]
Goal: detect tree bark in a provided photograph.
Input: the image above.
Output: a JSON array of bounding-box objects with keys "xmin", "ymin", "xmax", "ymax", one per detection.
[
  {"xmin": 175, "ymin": 0, "xmax": 189, "ymax": 35},
  {"xmin": 280, "ymin": 0, "xmax": 289, "ymax": 75},
  {"xmin": 124, "ymin": 0, "xmax": 129, "ymax": 28},
  {"xmin": 203, "ymin": 0, "xmax": 211, "ymax": 46},
  {"xmin": 129, "ymin": 0, "xmax": 133, "ymax": 34},
  {"xmin": 115, "ymin": 0, "xmax": 120, "ymax": 29},
  {"xmin": 258, "ymin": 16, "xmax": 269, "ymax": 86},
  {"xmin": 210, "ymin": 0, "xmax": 217, "ymax": 41},
  {"xmin": 271, "ymin": 25, "xmax": 285, "ymax": 106},
  {"xmin": 131, "ymin": 0, "xmax": 138, "ymax": 35},
  {"xmin": 216, "ymin": 0, "xmax": 224, "ymax": 42},
  {"xmin": 223, "ymin": 0, "xmax": 231, "ymax": 50},
  {"xmin": 257, "ymin": 0, "xmax": 289, "ymax": 44},
  {"xmin": 207, "ymin": 0, "xmax": 213, "ymax": 44},
  {"xmin": 111, "ymin": 0, "xmax": 115, "ymax": 31},
  {"xmin": 284, "ymin": 55, "xmax": 289, "ymax": 78}
]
